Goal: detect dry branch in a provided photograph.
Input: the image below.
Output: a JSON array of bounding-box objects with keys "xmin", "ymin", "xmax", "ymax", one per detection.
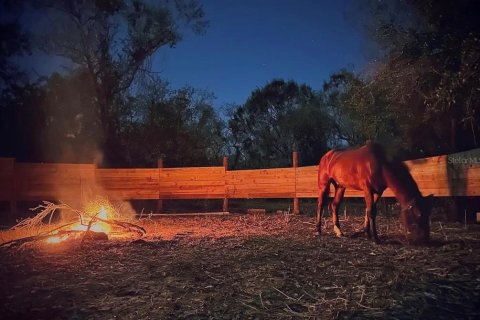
[
  {"xmin": 97, "ymin": 218, "xmax": 146, "ymax": 237},
  {"xmin": 12, "ymin": 201, "xmax": 83, "ymax": 231},
  {"xmin": 0, "ymin": 227, "xmax": 82, "ymax": 248}
]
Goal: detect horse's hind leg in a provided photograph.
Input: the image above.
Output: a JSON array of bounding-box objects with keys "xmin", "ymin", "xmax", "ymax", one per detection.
[
  {"xmin": 329, "ymin": 186, "xmax": 345, "ymax": 237},
  {"xmin": 363, "ymin": 190, "xmax": 373, "ymax": 239},
  {"xmin": 369, "ymin": 193, "xmax": 382, "ymax": 242}
]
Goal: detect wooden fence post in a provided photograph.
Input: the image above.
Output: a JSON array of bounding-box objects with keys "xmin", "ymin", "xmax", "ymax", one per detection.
[
  {"xmin": 293, "ymin": 151, "xmax": 299, "ymax": 215},
  {"xmin": 157, "ymin": 158, "xmax": 164, "ymax": 213},
  {"xmin": 223, "ymin": 156, "xmax": 229, "ymax": 213}
]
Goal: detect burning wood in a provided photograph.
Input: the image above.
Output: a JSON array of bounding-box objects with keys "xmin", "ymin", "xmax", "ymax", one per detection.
[{"xmin": 1, "ymin": 199, "xmax": 146, "ymax": 248}]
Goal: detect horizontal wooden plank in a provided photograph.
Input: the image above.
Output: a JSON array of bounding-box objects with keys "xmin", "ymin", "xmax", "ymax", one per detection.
[
  {"xmin": 226, "ymin": 180, "xmax": 295, "ymax": 186},
  {"xmin": 99, "ymin": 182, "xmax": 159, "ymax": 188},
  {"xmin": 159, "ymin": 187, "xmax": 224, "ymax": 192},
  {"xmin": 161, "ymin": 166, "xmax": 225, "ymax": 172},
  {"xmin": 160, "ymin": 175, "xmax": 225, "ymax": 182},
  {"xmin": 416, "ymin": 179, "xmax": 480, "ymax": 188},
  {"xmin": 15, "ymin": 162, "xmax": 94, "ymax": 169},
  {"xmin": 160, "ymin": 170, "xmax": 225, "ymax": 175},
  {"xmin": 158, "ymin": 193, "xmax": 225, "ymax": 199},
  {"xmin": 227, "ymin": 189, "xmax": 294, "ymax": 196},
  {"xmin": 97, "ymin": 169, "xmax": 158, "ymax": 176},
  {"xmin": 159, "ymin": 181, "xmax": 225, "ymax": 188},
  {"xmin": 17, "ymin": 192, "xmax": 83, "ymax": 201},
  {"xmin": 16, "ymin": 172, "xmax": 95, "ymax": 179},
  {"xmin": 227, "ymin": 191, "xmax": 295, "ymax": 198},
  {"xmin": 227, "ymin": 168, "xmax": 294, "ymax": 176},
  {"xmin": 102, "ymin": 194, "xmax": 159, "ymax": 200}
]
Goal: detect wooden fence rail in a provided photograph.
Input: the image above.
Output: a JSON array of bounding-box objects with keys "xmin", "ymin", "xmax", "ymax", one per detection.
[{"xmin": 1, "ymin": 148, "xmax": 479, "ymax": 215}]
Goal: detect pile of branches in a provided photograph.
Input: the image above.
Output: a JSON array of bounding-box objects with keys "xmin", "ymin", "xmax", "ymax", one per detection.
[{"xmin": 1, "ymin": 201, "xmax": 146, "ymax": 249}]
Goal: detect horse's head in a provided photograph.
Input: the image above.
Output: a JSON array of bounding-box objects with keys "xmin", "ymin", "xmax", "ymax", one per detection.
[{"xmin": 401, "ymin": 194, "xmax": 433, "ymax": 245}]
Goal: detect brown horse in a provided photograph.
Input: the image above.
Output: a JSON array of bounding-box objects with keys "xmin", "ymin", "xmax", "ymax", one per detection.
[{"xmin": 316, "ymin": 142, "xmax": 431, "ymax": 244}]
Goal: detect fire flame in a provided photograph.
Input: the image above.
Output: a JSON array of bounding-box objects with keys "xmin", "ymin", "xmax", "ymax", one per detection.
[
  {"xmin": 45, "ymin": 205, "xmax": 111, "ymax": 244},
  {"xmin": 70, "ymin": 205, "xmax": 111, "ymax": 233},
  {"xmin": 46, "ymin": 234, "xmax": 69, "ymax": 244}
]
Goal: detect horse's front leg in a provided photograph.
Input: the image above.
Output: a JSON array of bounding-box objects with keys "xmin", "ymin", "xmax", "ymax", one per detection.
[
  {"xmin": 364, "ymin": 191, "xmax": 380, "ymax": 243},
  {"xmin": 330, "ymin": 186, "xmax": 345, "ymax": 237}
]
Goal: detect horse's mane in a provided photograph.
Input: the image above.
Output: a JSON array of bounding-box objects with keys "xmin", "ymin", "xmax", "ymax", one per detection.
[
  {"xmin": 327, "ymin": 142, "xmax": 422, "ymax": 203},
  {"xmin": 383, "ymin": 158, "xmax": 422, "ymax": 203}
]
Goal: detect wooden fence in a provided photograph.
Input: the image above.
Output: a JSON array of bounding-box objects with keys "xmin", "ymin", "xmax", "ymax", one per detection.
[{"xmin": 1, "ymin": 148, "xmax": 479, "ymax": 215}]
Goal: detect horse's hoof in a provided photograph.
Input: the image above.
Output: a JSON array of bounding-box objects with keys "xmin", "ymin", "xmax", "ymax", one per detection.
[{"xmin": 334, "ymin": 227, "xmax": 344, "ymax": 237}]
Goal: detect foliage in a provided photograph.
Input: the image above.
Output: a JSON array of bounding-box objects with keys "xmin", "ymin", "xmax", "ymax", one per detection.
[
  {"xmin": 1, "ymin": 69, "xmax": 102, "ymax": 162},
  {"xmin": 0, "ymin": 1, "xmax": 31, "ymax": 158},
  {"xmin": 1, "ymin": 69, "xmax": 225, "ymax": 166},
  {"xmin": 322, "ymin": 69, "xmax": 399, "ymax": 149},
  {"xmin": 121, "ymin": 81, "xmax": 225, "ymax": 167},
  {"xmin": 0, "ymin": 0, "xmax": 220, "ymax": 166},
  {"xmin": 0, "ymin": 83, "xmax": 46, "ymax": 161},
  {"xmin": 0, "ymin": 1, "xmax": 29, "ymax": 93},
  {"xmin": 354, "ymin": 0, "xmax": 480, "ymax": 157},
  {"xmin": 227, "ymin": 79, "xmax": 332, "ymax": 168},
  {"xmin": 28, "ymin": 0, "xmax": 208, "ymax": 164}
]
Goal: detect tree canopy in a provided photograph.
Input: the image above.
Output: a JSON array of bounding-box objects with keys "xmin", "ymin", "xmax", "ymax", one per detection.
[
  {"xmin": 347, "ymin": 0, "xmax": 480, "ymax": 157},
  {"xmin": 228, "ymin": 79, "xmax": 333, "ymax": 168}
]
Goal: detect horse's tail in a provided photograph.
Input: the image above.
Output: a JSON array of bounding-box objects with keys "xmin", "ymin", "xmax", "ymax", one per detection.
[
  {"xmin": 318, "ymin": 150, "xmax": 335, "ymax": 197},
  {"xmin": 317, "ymin": 153, "xmax": 332, "ymax": 228}
]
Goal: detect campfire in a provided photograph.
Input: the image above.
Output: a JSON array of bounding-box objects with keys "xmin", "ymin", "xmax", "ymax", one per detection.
[{"xmin": 1, "ymin": 199, "xmax": 146, "ymax": 248}]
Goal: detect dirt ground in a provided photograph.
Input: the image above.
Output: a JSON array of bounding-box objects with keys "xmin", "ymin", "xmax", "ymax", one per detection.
[{"xmin": 0, "ymin": 213, "xmax": 479, "ymax": 320}]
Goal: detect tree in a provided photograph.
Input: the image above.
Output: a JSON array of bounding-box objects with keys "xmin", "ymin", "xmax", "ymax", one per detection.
[
  {"xmin": 40, "ymin": 70, "xmax": 101, "ymax": 163},
  {"xmin": 228, "ymin": 79, "xmax": 332, "ymax": 168},
  {"xmin": 121, "ymin": 83, "xmax": 225, "ymax": 167},
  {"xmin": 29, "ymin": 0, "xmax": 208, "ymax": 164},
  {"xmin": 0, "ymin": 1, "xmax": 31, "ymax": 158},
  {"xmin": 354, "ymin": 0, "xmax": 480, "ymax": 156},
  {"xmin": 0, "ymin": 69, "xmax": 103, "ymax": 162},
  {"xmin": 322, "ymin": 69, "xmax": 408, "ymax": 156},
  {"xmin": 0, "ymin": 0, "xmax": 29, "ymax": 92}
]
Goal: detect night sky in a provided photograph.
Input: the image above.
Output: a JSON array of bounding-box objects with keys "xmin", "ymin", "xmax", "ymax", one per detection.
[
  {"xmin": 20, "ymin": 0, "xmax": 369, "ymax": 109},
  {"xmin": 158, "ymin": 0, "xmax": 367, "ymax": 107}
]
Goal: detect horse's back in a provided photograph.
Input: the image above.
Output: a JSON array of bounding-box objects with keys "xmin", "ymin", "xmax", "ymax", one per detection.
[{"xmin": 318, "ymin": 143, "xmax": 387, "ymax": 192}]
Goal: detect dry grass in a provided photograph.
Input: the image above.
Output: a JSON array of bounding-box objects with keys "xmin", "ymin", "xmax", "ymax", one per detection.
[{"xmin": 0, "ymin": 213, "xmax": 479, "ymax": 319}]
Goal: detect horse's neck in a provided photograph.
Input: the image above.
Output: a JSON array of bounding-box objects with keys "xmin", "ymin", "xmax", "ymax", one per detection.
[{"xmin": 382, "ymin": 164, "xmax": 421, "ymax": 208}]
